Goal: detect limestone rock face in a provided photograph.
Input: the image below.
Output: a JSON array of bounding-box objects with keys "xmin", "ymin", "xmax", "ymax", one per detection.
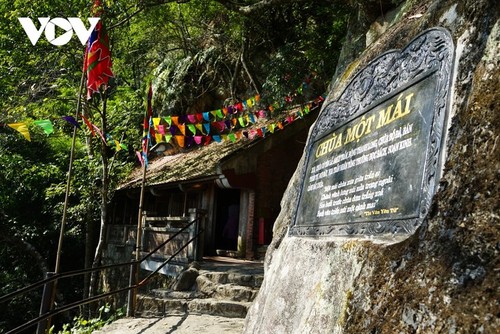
[{"xmin": 244, "ymin": 0, "xmax": 499, "ymax": 333}]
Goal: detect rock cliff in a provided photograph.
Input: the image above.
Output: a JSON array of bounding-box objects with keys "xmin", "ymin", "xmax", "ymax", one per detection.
[{"xmin": 244, "ymin": 0, "xmax": 499, "ymax": 333}]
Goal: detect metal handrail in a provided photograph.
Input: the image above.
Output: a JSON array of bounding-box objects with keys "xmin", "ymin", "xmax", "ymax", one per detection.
[{"xmin": 2, "ymin": 218, "xmax": 202, "ymax": 334}]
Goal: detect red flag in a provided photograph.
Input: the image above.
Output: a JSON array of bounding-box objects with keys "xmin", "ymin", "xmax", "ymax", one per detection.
[
  {"xmin": 84, "ymin": 0, "xmax": 113, "ymax": 98},
  {"xmin": 80, "ymin": 114, "xmax": 96, "ymax": 136},
  {"xmin": 144, "ymin": 82, "xmax": 156, "ymax": 146}
]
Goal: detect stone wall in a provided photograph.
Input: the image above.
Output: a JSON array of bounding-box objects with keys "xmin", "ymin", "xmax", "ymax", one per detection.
[{"xmin": 244, "ymin": 0, "xmax": 499, "ymax": 333}]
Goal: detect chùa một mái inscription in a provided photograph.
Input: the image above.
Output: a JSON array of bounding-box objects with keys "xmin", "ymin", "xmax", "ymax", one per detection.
[{"xmin": 290, "ymin": 28, "xmax": 454, "ymax": 237}]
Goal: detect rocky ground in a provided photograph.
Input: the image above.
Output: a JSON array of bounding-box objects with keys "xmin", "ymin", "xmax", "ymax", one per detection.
[{"xmin": 93, "ymin": 314, "xmax": 244, "ymax": 334}]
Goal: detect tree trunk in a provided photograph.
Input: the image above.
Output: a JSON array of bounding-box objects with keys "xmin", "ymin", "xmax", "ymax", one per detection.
[{"xmin": 89, "ymin": 93, "xmax": 110, "ymax": 304}]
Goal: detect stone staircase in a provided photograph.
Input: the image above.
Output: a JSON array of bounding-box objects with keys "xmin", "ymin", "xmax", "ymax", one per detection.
[{"xmin": 136, "ymin": 257, "xmax": 264, "ymax": 319}]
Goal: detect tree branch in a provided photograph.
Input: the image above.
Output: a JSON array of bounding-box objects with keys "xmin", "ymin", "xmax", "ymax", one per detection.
[{"xmin": 215, "ymin": 0, "xmax": 311, "ymax": 16}]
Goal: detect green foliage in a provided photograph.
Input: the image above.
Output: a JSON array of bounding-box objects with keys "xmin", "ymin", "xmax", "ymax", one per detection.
[{"xmin": 53, "ymin": 304, "xmax": 125, "ymax": 334}]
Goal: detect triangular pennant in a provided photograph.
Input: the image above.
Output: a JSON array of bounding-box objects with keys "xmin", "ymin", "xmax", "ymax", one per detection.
[
  {"xmin": 248, "ymin": 130, "xmax": 256, "ymax": 140},
  {"xmin": 304, "ymin": 104, "xmax": 311, "ymax": 114},
  {"xmin": 187, "ymin": 114, "xmax": 197, "ymax": 124},
  {"xmin": 153, "ymin": 117, "xmax": 161, "ymax": 129},
  {"xmin": 203, "ymin": 112, "xmax": 210, "ymax": 122},
  {"xmin": 269, "ymin": 124, "xmax": 276, "ymax": 133},
  {"xmin": 62, "ymin": 116, "xmax": 80, "ymax": 128},
  {"xmin": 171, "ymin": 116, "xmax": 180, "ymax": 127},
  {"xmin": 238, "ymin": 117, "xmax": 245, "ymax": 127},
  {"xmin": 169, "ymin": 126, "xmax": 177, "ymax": 135},
  {"xmin": 177, "ymin": 124, "xmax": 186, "ymax": 136},
  {"xmin": 212, "ymin": 135, "xmax": 221, "ymax": 143},
  {"xmin": 8, "ymin": 122, "xmax": 31, "ymax": 141},
  {"xmin": 157, "ymin": 124, "xmax": 166, "ymax": 135},
  {"xmin": 92, "ymin": 124, "xmax": 107, "ymax": 144},
  {"xmin": 80, "ymin": 114, "xmax": 95, "ymax": 136},
  {"xmin": 34, "ymin": 119, "xmax": 54, "ymax": 135},
  {"xmin": 203, "ymin": 123, "xmax": 211, "ymax": 134},
  {"xmin": 228, "ymin": 133, "xmax": 236, "ymax": 143},
  {"xmin": 163, "ymin": 116, "xmax": 172, "ymax": 126},
  {"xmin": 210, "ymin": 110, "xmax": 218, "ymax": 119},
  {"xmin": 222, "ymin": 108, "xmax": 229, "ymax": 116},
  {"xmin": 196, "ymin": 113, "xmax": 204, "ymax": 123},
  {"xmin": 175, "ymin": 135, "xmax": 185, "ymax": 147},
  {"xmin": 195, "ymin": 123, "xmax": 204, "ymax": 134},
  {"xmin": 257, "ymin": 128, "xmax": 264, "ymax": 138},
  {"xmin": 204, "ymin": 136, "xmax": 212, "ymax": 145},
  {"xmin": 114, "ymin": 140, "xmax": 122, "ymax": 151},
  {"xmin": 216, "ymin": 109, "xmax": 224, "ymax": 119},
  {"xmin": 165, "ymin": 134, "xmax": 173, "ymax": 143},
  {"xmin": 213, "ymin": 122, "xmax": 225, "ymax": 132},
  {"xmin": 136, "ymin": 151, "xmax": 144, "ymax": 167},
  {"xmin": 277, "ymin": 121, "xmax": 284, "ymax": 130},
  {"xmin": 194, "ymin": 136, "xmax": 203, "ymax": 145},
  {"xmin": 187, "ymin": 124, "xmax": 197, "ymax": 135},
  {"xmin": 155, "ymin": 133, "xmax": 163, "ymax": 143}
]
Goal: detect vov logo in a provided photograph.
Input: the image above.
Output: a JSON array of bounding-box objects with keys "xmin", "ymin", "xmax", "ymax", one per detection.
[{"xmin": 18, "ymin": 17, "xmax": 100, "ymax": 46}]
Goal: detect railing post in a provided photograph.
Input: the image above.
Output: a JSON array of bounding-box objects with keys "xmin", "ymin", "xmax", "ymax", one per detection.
[
  {"xmin": 36, "ymin": 272, "xmax": 55, "ymax": 334},
  {"xmin": 126, "ymin": 261, "xmax": 137, "ymax": 317}
]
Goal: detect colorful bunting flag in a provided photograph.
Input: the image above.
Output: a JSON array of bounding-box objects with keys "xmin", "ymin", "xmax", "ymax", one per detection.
[
  {"xmin": 187, "ymin": 124, "xmax": 196, "ymax": 135},
  {"xmin": 8, "ymin": 122, "xmax": 31, "ymax": 141},
  {"xmin": 92, "ymin": 124, "xmax": 107, "ymax": 144},
  {"xmin": 203, "ymin": 123, "xmax": 211, "ymax": 134},
  {"xmin": 80, "ymin": 114, "xmax": 96, "ymax": 136},
  {"xmin": 177, "ymin": 124, "xmax": 186, "ymax": 136},
  {"xmin": 84, "ymin": 0, "xmax": 113, "ymax": 98},
  {"xmin": 34, "ymin": 119, "xmax": 54, "ymax": 135},
  {"xmin": 175, "ymin": 135, "xmax": 185, "ymax": 147},
  {"xmin": 136, "ymin": 151, "xmax": 144, "ymax": 167},
  {"xmin": 62, "ymin": 116, "xmax": 80, "ymax": 128},
  {"xmin": 187, "ymin": 114, "xmax": 197, "ymax": 123}
]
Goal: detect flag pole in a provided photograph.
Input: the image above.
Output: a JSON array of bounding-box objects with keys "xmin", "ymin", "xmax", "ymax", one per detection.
[
  {"xmin": 127, "ymin": 83, "xmax": 152, "ymax": 315},
  {"xmin": 36, "ymin": 54, "xmax": 86, "ymax": 334},
  {"xmin": 55, "ymin": 69, "xmax": 86, "ymax": 274}
]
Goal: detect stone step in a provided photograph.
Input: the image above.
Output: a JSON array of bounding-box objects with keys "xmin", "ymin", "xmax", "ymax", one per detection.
[
  {"xmin": 187, "ymin": 298, "xmax": 251, "ymax": 318},
  {"xmin": 199, "ymin": 270, "xmax": 264, "ymax": 288},
  {"xmin": 151, "ymin": 289, "xmax": 203, "ymax": 300},
  {"xmin": 196, "ymin": 275, "xmax": 258, "ymax": 302},
  {"xmin": 136, "ymin": 295, "xmax": 251, "ymax": 318}
]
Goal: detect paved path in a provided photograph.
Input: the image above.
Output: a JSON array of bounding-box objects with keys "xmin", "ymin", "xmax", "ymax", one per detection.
[{"xmin": 93, "ymin": 314, "xmax": 244, "ymax": 334}]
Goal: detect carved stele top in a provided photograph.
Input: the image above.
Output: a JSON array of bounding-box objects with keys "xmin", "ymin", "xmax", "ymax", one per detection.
[{"xmin": 291, "ymin": 28, "xmax": 454, "ymax": 237}]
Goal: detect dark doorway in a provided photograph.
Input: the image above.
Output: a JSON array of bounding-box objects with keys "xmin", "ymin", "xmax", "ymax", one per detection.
[{"xmin": 215, "ymin": 188, "xmax": 240, "ymax": 252}]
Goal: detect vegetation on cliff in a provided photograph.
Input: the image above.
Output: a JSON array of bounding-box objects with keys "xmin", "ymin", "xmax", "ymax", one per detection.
[{"xmin": 0, "ymin": 0, "xmax": 350, "ymax": 331}]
